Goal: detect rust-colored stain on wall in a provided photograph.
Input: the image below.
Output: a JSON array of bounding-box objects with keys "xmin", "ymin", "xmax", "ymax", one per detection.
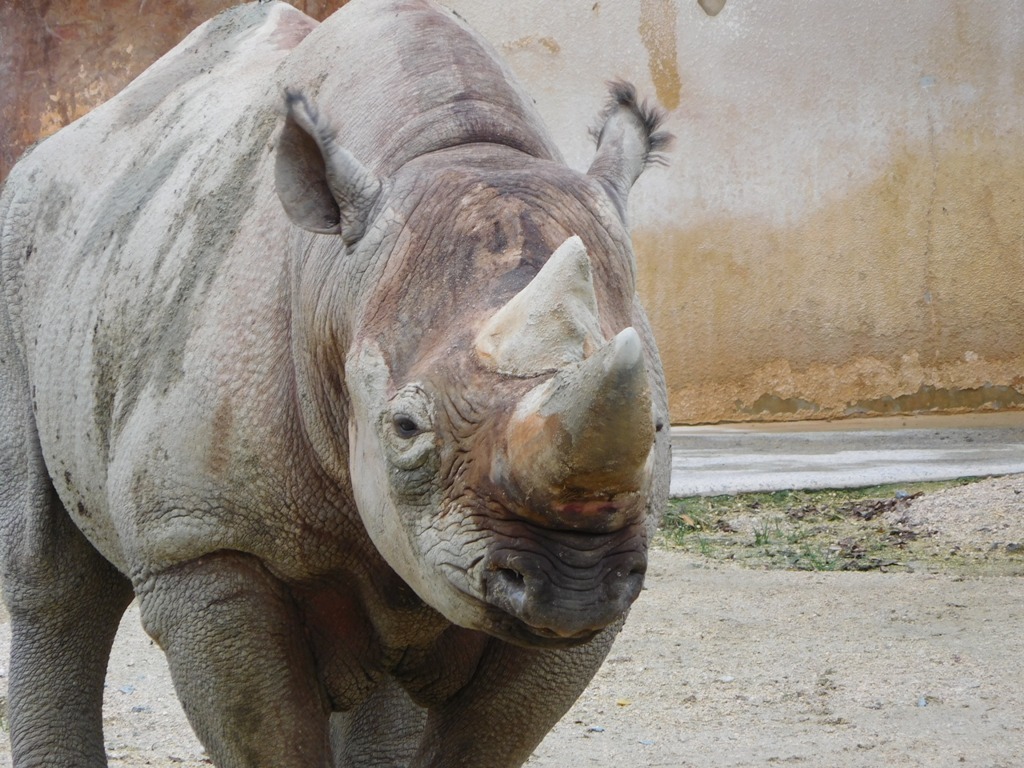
[
  {"xmin": 0, "ymin": 0, "xmax": 348, "ymax": 183},
  {"xmin": 638, "ymin": 0, "xmax": 681, "ymax": 112}
]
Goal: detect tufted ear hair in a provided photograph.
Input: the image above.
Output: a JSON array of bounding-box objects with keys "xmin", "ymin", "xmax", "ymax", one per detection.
[
  {"xmin": 586, "ymin": 81, "xmax": 672, "ymax": 222},
  {"xmin": 275, "ymin": 89, "xmax": 382, "ymax": 245}
]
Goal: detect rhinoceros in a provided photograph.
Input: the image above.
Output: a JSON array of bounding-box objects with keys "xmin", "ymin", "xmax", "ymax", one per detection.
[{"xmin": 0, "ymin": 0, "xmax": 671, "ymax": 765}]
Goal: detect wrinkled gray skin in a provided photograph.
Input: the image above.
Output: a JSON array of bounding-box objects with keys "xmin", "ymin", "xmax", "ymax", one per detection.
[{"xmin": 0, "ymin": 1, "xmax": 671, "ymax": 766}]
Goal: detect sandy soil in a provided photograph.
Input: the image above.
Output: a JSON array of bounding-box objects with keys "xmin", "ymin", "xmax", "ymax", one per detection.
[{"xmin": 0, "ymin": 475, "xmax": 1021, "ymax": 767}]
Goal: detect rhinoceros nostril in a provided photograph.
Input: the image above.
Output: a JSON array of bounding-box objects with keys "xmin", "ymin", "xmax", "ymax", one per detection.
[
  {"xmin": 626, "ymin": 559, "xmax": 647, "ymax": 578},
  {"xmin": 498, "ymin": 568, "xmax": 524, "ymax": 585},
  {"xmin": 491, "ymin": 568, "xmax": 528, "ymax": 612}
]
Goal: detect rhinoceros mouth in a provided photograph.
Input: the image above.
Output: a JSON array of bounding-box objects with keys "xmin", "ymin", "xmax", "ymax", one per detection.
[
  {"xmin": 485, "ymin": 612, "xmax": 606, "ymax": 649},
  {"xmin": 475, "ymin": 519, "xmax": 648, "ymax": 648}
]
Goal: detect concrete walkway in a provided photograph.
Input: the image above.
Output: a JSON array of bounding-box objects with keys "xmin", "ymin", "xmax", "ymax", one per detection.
[{"xmin": 670, "ymin": 411, "xmax": 1024, "ymax": 496}]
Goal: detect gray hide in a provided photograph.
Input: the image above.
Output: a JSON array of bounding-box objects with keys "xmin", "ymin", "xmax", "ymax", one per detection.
[{"xmin": 0, "ymin": 1, "xmax": 671, "ymax": 766}]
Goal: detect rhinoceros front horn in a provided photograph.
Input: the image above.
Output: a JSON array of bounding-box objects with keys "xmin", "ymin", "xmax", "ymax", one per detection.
[{"xmin": 504, "ymin": 327, "xmax": 654, "ymax": 504}]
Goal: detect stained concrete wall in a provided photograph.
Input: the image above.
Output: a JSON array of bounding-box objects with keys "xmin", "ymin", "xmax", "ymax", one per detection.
[{"xmin": 3, "ymin": 1, "xmax": 1022, "ymax": 424}]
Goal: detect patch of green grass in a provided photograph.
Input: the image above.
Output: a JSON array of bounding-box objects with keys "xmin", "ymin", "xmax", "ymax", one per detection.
[{"xmin": 656, "ymin": 478, "xmax": 1011, "ymax": 574}]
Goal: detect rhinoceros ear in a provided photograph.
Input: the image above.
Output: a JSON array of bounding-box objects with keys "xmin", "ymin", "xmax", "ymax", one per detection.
[
  {"xmin": 275, "ymin": 89, "xmax": 382, "ymax": 245},
  {"xmin": 586, "ymin": 81, "xmax": 672, "ymax": 222}
]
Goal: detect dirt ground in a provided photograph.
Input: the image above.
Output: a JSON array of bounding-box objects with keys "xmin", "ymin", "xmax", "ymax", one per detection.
[{"xmin": 0, "ymin": 475, "xmax": 1021, "ymax": 767}]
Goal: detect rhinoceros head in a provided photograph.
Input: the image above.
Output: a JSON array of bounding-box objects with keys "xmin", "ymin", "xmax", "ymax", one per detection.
[{"xmin": 275, "ymin": 86, "xmax": 669, "ymax": 647}]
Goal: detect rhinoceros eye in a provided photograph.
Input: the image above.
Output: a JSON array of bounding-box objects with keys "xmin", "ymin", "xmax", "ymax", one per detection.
[{"xmin": 393, "ymin": 414, "xmax": 421, "ymax": 439}]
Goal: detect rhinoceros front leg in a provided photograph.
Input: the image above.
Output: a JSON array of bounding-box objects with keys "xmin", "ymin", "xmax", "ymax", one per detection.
[
  {"xmin": 330, "ymin": 677, "xmax": 425, "ymax": 767},
  {"xmin": 0, "ymin": 312, "xmax": 134, "ymax": 767},
  {"xmin": 412, "ymin": 629, "xmax": 618, "ymax": 768},
  {"xmin": 136, "ymin": 551, "xmax": 332, "ymax": 767},
  {"xmin": 1, "ymin": 487, "xmax": 133, "ymax": 768}
]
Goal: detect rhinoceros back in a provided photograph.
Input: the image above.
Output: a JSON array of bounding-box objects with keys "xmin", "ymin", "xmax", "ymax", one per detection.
[
  {"xmin": 1, "ymin": 1, "xmax": 314, "ymax": 355},
  {"xmin": 2, "ymin": 1, "xmax": 309, "ymax": 296},
  {"xmin": 0, "ymin": 1, "xmax": 318, "ymax": 568}
]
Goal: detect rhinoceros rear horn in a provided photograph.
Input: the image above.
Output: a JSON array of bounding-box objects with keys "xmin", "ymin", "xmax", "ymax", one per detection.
[
  {"xmin": 475, "ymin": 235, "xmax": 604, "ymax": 377},
  {"xmin": 275, "ymin": 89, "xmax": 382, "ymax": 246},
  {"xmin": 586, "ymin": 81, "xmax": 672, "ymax": 221}
]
